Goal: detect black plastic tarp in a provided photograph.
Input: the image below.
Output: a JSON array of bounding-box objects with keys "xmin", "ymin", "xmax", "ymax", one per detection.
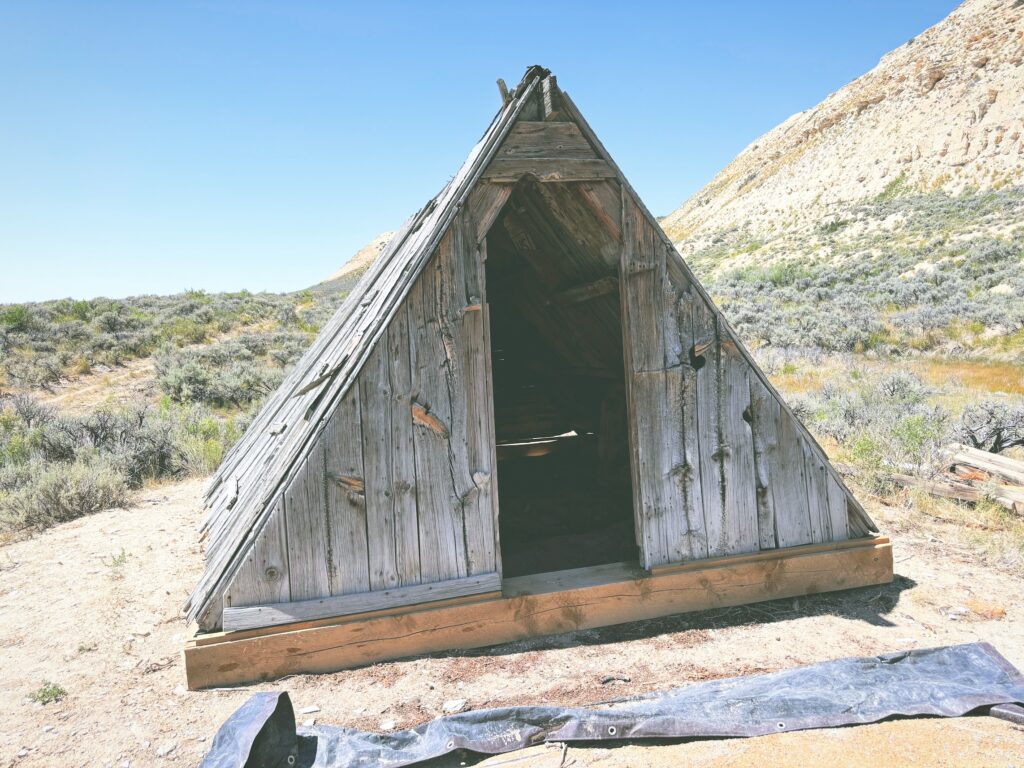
[{"xmin": 200, "ymin": 642, "xmax": 1024, "ymax": 768}]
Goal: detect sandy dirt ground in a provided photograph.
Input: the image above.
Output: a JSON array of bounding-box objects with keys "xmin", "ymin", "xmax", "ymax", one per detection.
[{"xmin": 1, "ymin": 480, "xmax": 1022, "ymax": 767}]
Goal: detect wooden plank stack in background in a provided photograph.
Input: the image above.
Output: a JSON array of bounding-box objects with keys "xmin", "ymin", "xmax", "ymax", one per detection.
[{"xmin": 895, "ymin": 444, "xmax": 1024, "ymax": 514}]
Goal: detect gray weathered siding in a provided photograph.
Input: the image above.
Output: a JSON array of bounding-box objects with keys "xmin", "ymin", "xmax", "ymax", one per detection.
[{"xmin": 224, "ymin": 204, "xmax": 498, "ymax": 610}]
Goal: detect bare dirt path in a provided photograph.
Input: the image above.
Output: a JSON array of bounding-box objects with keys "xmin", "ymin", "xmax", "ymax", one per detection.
[
  {"xmin": 31, "ymin": 358, "xmax": 157, "ymax": 414},
  {"xmin": 1, "ymin": 481, "xmax": 1022, "ymax": 767}
]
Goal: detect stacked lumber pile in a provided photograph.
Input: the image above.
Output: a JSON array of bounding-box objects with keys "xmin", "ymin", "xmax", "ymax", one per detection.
[{"xmin": 896, "ymin": 444, "xmax": 1024, "ymax": 513}]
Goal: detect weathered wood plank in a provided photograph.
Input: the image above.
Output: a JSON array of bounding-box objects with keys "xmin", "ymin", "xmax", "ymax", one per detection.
[
  {"xmin": 802, "ymin": 437, "xmax": 831, "ymax": 544},
  {"xmin": 675, "ymin": 285, "xmax": 709, "ymax": 560},
  {"xmin": 453, "ymin": 210, "xmax": 497, "ymax": 576},
  {"xmin": 748, "ymin": 376, "xmax": 778, "ymax": 550},
  {"xmin": 466, "ymin": 183, "xmax": 513, "ymax": 245},
  {"xmin": 632, "ymin": 369, "xmax": 693, "ymax": 565},
  {"xmin": 223, "ymin": 572, "xmax": 502, "ymax": 632},
  {"xmin": 576, "ymin": 181, "xmax": 623, "ymax": 242},
  {"xmin": 497, "ymin": 121, "xmax": 596, "ymax": 159},
  {"xmin": 720, "ymin": 339, "xmax": 759, "ymax": 555},
  {"xmin": 322, "ymin": 386, "xmax": 370, "ymax": 596},
  {"xmin": 359, "ymin": 337, "xmax": 402, "ymax": 591},
  {"xmin": 223, "ymin": 498, "xmax": 290, "ymax": 608},
  {"xmin": 620, "ymin": 196, "xmax": 668, "ymax": 566},
  {"xmin": 658, "ymin": 254, "xmax": 706, "ymax": 563},
  {"xmin": 542, "ymin": 75, "xmax": 562, "ymax": 120},
  {"xmin": 387, "ymin": 310, "xmax": 422, "ymax": 585},
  {"xmin": 772, "ymin": 399, "xmax": 814, "ymax": 548},
  {"xmin": 482, "ymin": 157, "xmax": 616, "ymax": 183},
  {"xmin": 283, "ymin": 443, "xmax": 330, "ymax": 601},
  {"xmin": 826, "ymin": 472, "xmax": 850, "ymax": 542},
  {"xmin": 691, "ymin": 298, "xmax": 727, "ymax": 557},
  {"xmin": 408, "ymin": 237, "xmax": 468, "ymax": 583},
  {"xmin": 187, "ymin": 538, "xmax": 893, "ymax": 688},
  {"xmin": 407, "ymin": 256, "xmax": 464, "ymax": 581}
]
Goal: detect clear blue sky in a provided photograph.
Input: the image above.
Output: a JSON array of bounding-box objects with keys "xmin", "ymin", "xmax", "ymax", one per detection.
[{"xmin": 0, "ymin": 1, "xmax": 959, "ymax": 303}]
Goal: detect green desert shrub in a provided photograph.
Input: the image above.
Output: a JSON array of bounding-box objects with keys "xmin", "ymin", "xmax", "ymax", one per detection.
[
  {"xmin": 0, "ymin": 455, "xmax": 129, "ymax": 531},
  {"xmin": 792, "ymin": 370, "xmax": 949, "ymax": 489},
  {"xmin": 1, "ymin": 288, "xmax": 336, "ymax": 392},
  {"xmin": 0, "ymin": 394, "xmax": 250, "ymax": 533}
]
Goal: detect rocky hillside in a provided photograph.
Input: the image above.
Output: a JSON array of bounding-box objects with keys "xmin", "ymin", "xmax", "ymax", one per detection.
[
  {"xmin": 311, "ymin": 231, "xmax": 394, "ymax": 295},
  {"xmin": 663, "ymin": 0, "xmax": 1024, "ymax": 253}
]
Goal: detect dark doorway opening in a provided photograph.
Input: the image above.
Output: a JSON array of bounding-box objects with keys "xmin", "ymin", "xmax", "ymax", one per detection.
[{"xmin": 485, "ymin": 179, "xmax": 637, "ymax": 578}]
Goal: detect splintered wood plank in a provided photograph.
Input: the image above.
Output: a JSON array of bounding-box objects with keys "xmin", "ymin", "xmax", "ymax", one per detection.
[
  {"xmin": 826, "ymin": 473, "xmax": 850, "ymax": 542},
  {"xmin": 691, "ymin": 298, "xmax": 727, "ymax": 557},
  {"xmin": 719, "ymin": 340, "xmax": 759, "ymax": 555},
  {"xmin": 359, "ymin": 337, "xmax": 402, "ymax": 591},
  {"xmin": 748, "ymin": 377, "xmax": 779, "ymax": 550},
  {"xmin": 187, "ymin": 538, "xmax": 893, "ymax": 688},
  {"xmin": 772, "ymin": 399, "xmax": 814, "ymax": 549},
  {"xmin": 223, "ymin": 498, "xmax": 290, "ymax": 608},
  {"xmin": 454, "ymin": 210, "xmax": 497, "ymax": 576},
  {"xmin": 482, "ymin": 157, "xmax": 615, "ymax": 183},
  {"xmin": 284, "ymin": 443, "xmax": 330, "ymax": 601},
  {"xmin": 496, "ymin": 121, "xmax": 597, "ymax": 159},
  {"xmin": 322, "ymin": 386, "xmax": 370, "ymax": 596},
  {"xmin": 223, "ymin": 573, "xmax": 502, "ymax": 632},
  {"xmin": 408, "ymin": 242, "xmax": 468, "ymax": 583}
]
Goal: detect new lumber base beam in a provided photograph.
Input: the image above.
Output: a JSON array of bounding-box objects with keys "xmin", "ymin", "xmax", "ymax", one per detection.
[{"xmin": 184, "ymin": 536, "xmax": 892, "ymax": 689}]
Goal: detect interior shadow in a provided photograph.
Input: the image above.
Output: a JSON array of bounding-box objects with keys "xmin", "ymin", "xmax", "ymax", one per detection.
[{"xmin": 484, "ymin": 178, "xmax": 636, "ymax": 577}]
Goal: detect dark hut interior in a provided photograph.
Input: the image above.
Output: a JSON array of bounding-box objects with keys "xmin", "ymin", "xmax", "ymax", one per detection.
[{"xmin": 485, "ymin": 179, "xmax": 638, "ymax": 577}]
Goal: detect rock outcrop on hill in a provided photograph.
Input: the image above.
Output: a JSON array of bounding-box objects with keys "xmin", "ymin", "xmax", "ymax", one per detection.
[{"xmin": 663, "ymin": 0, "xmax": 1023, "ymax": 250}]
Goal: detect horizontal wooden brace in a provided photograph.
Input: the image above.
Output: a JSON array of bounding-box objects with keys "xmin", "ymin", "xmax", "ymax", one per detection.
[
  {"xmin": 186, "ymin": 536, "xmax": 892, "ymax": 688},
  {"xmin": 482, "ymin": 158, "xmax": 616, "ymax": 183},
  {"xmin": 222, "ymin": 572, "xmax": 502, "ymax": 631},
  {"xmin": 496, "ymin": 122, "xmax": 596, "ymax": 159},
  {"xmin": 550, "ymin": 276, "xmax": 619, "ymax": 306},
  {"xmin": 649, "ymin": 535, "xmax": 890, "ymax": 576}
]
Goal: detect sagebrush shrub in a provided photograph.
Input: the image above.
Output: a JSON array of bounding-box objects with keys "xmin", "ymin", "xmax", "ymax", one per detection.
[{"xmin": 0, "ymin": 455, "xmax": 129, "ymax": 531}]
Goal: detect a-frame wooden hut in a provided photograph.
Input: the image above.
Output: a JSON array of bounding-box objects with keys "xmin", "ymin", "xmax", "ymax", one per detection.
[{"xmin": 184, "ymin": 67, "xmax": 892, "ymax": 689}]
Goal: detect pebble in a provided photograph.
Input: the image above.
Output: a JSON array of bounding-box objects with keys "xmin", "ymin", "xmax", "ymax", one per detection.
[
  {"xmin": 302, "ymin": 718, "xmax": 316, "ymax": 728},
  {"xmin": 380, "ymin": 719, "xmax": 397, "ymax": 731},
  {"xmin": 42, "ymin": 725, "xmax": 54, "ymax": 733},
  {"xmin": 299, "ymin": 705, "xmax": 320, "ymax": 714},
  {"xmin": 17, "ymin": 749, "xmax": 28, "ymax": 758},
  {"xmin": 157, "ymin": 741, "xmax": 176, "ymax": 757},
  {"xmin": 442, "ymin": 698, "xmax": 469, "ymax": 714}
]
